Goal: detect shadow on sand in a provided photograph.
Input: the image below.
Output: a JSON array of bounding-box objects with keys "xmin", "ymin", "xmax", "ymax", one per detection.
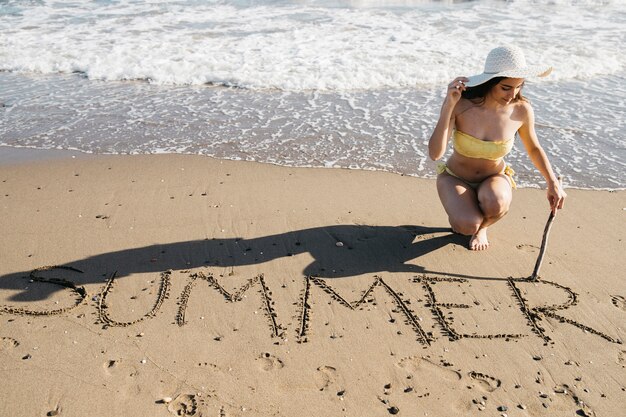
[{"xmin": 1, "ymin": 224, "xmax": 473, "ymax": 302}]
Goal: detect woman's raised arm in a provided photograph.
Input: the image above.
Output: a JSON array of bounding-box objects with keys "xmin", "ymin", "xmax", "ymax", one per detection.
[{"xmin": 428, "ymin": 77, "xmax": 468, "ymax": 160}]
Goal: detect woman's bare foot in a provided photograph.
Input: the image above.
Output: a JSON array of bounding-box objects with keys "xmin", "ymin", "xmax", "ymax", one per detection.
[{"xmin": 469, "ymin": 228, "xmax": 489, "ymax": 251}]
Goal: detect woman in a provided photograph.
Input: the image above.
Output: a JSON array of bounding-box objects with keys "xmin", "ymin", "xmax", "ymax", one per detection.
[{"xmin": 429, "ymin": 45, "xmax": 566, "ymax": 251}]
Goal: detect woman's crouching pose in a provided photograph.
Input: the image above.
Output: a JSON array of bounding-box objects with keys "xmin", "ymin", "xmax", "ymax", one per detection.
[{"xmin": 429, "ymin": 45, "xmax": 566, "ymax": 250}]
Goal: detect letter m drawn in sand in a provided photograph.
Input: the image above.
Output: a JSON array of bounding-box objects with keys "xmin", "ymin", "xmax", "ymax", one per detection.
[
  {"xmin": 176, "ymin": 272, "xmax": 283, "ymax": 338},
  {"xmin": 297, "ymin": 275, "xmax": 432, "ymax": 345}
]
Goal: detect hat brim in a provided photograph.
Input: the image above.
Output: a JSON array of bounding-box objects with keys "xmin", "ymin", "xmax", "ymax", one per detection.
[{"xmin": 465, "ymin": 65, "xmax": 552, "ymax": 88}]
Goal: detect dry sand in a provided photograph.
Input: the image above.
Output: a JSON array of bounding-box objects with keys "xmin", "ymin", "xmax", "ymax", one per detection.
[{"xmin": 0, "ymin": 152, "xmax": 624, "ymax": 417}]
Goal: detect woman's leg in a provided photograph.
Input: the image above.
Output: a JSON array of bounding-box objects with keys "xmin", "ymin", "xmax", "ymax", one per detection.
[
  {"xmin": 470, "ymin": 174, "xmax": 513, "ymax": 250},
  {"xmin": 436, "ymin": 174, "xmax": 483, "ymax": 237}
]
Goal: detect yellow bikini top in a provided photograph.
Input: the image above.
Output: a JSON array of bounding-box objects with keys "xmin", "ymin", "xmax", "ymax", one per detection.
[{"xmin": 453, "ymin": 130, "xmax": 514, "ymax": 161}]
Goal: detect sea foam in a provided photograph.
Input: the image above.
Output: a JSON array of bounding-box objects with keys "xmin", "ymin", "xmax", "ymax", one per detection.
[{"xmin": 1, "ymin": 0, "xmax": 624, "ymax": 90}]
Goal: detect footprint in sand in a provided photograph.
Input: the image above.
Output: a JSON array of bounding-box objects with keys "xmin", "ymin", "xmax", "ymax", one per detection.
[
  {"xmin": 527, "ymin": 384, "xmax": 595, "ymax": 416},
  {"xmin": 167, "ymin": 394, "xmax": 198, "ymax": 416},
  {"xmin": 0, "ymin": 337, "xmax": 19, "ymax": 351},
  {"xmin": 103, "ymin": 359, "xmax": 120, "ymax": 375},
  {"xmin": 610, "ymin": 295, "xmax": 626, "ymax": 311},
  {"xmin": 397, "ymin": 356, "xmax": 461, "ymax": 382},
  {"xmin": 165, "ymin": 393, "xmax": 235, "ymax": 417},
  {"xmin": 314, "ymin": 365, "xmax": 342, "ymax": 392},
  {"xmin": 618, "ymin": 351, "xmax": 626, "ymax": 366},
  {"xmin": 468, "ymin": 371, "xmax": 501, "ymax": 392},
  {"xmin": 258, "ymin": 352, "xmax": 284, "ymax": 371},
  {"xmin": 102, "ymin": 359, "xmax": 139, "ymax": 378},
  {"xmin": 517, "ymin": 244, "xmax": 539, "ymax": 253}
]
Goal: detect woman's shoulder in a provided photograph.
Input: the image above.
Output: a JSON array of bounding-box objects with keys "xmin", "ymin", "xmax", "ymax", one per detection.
[
  {"xmin": 453, "ymin": 98, "xmax": 476, "ymax": 116},
  {"xmin": 513, "ymin": 99, "xmax": 534, "ymax": 120}
]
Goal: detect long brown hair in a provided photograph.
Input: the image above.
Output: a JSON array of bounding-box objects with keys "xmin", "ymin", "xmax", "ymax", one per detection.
[{"xmin": 461, "ymin": 76, "xmax": 527, "ymax": 104}]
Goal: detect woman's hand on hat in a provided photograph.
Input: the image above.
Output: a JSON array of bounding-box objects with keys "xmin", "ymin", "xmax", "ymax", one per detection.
[{"xmin": 446, "ymin": 77, "xmax": 469, "ymax": 103}]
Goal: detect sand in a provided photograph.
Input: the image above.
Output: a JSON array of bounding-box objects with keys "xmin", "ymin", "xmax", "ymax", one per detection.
[{"xmin": 0, "ymin": 152, "xmax": 624, "ymax": 417}]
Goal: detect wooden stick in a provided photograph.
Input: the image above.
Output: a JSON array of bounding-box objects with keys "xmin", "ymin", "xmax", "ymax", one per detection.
[{"xmin": 530, "ymin": 177, "xmax": 563, "ymax": 281}]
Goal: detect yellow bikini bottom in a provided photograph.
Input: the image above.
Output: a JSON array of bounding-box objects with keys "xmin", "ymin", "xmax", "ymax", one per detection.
[{"xmin": 437, "ymin": 163, "xmax": 516, "ymax": 189}]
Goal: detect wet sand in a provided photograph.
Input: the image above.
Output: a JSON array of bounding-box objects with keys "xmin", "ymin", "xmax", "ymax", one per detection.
[{"xmin": 0, "ymin": 152, "xmax": 624, "ymax": 417}]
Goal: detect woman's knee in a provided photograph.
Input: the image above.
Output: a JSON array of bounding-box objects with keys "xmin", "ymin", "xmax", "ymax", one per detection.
[
  {"xmin": 478, "ymin": 185, "xmax": 511, "ymax": 217},
  {"xmin": 480, "ymin": 195, "xmax": 510, "ymax": 217},
  {"xmin": 449, "ymin": 215, "xmax": 482, "ymax": 236}
]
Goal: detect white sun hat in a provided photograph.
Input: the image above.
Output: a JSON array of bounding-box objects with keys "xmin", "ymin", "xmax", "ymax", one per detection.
[{"xmin": 465, "ymin": 45, "xmax": 552, "ymax": 87}]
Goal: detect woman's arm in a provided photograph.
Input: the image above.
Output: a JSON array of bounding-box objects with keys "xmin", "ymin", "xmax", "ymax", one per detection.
[
  {"xmin": 428, "ymin": 77, "xmax": 468, "ymax": 160},
  {"xmin": 517, "ymin": 102, "xmax": 567, "ymax": 213}
]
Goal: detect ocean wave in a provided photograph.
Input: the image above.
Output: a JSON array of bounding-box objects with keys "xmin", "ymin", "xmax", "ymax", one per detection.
[{"xmin": 1, "ymin": 0, "xmax": 624, "ymax": 90}]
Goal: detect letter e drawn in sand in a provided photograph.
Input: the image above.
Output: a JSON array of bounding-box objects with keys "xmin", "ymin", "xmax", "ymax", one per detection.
[
  {"xmin": 296, "ymin": 275, "xmax": 432, "ymax": 345},
  {"xmin": 176, "ymin": 271, "xmax": 284, "ymax": 339},
  {"xmin": 417, "ymin": 275, "xmax": 526, "ymax": 342}
]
